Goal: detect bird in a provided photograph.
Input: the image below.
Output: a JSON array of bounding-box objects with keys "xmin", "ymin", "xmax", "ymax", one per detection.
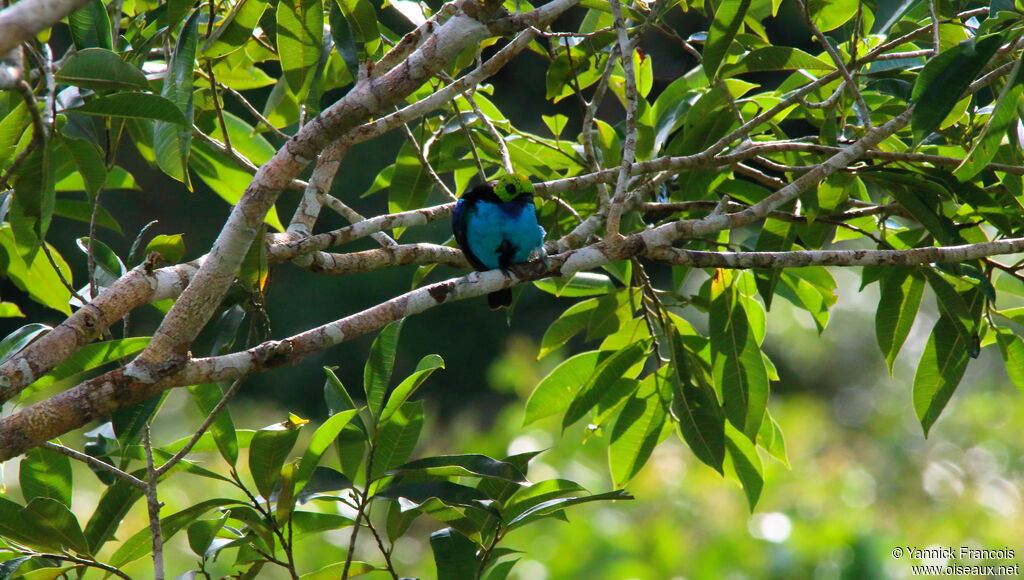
[{"xmin": 452, "ymin": 174, "xmax": 546, "ymax": 309}]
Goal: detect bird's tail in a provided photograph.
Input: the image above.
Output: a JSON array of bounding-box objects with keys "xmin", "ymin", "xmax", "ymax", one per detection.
[{"xmin": 488, "ymin": 289, "xmax": 513, "ymax": 310}]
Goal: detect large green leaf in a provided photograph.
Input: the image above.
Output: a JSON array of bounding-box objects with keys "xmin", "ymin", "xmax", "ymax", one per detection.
[
  {"xmin": 379, "ymin": 354, "xmax": 444, "ymax": 424},
  {"xmin": 876, "ymin": 267, "xmax": 925, "ymax": 374},
  {"xmin": 21, "ymin": 497, "xmax": 90, "ymax": 554},
  {"xmin": 0, "ymin": 226, "xmax": 71, "ymax": 314},
  {"xmin": 996, "ymin": 331, "xmax": 1024, "ymax": 394},
  {"xmin": 609, "ymin": 370, "xmax": 668, "ymax": 487},
  {"xmin": 709, "ymin": 275, "xmax": 768, "ymax": 440},
  {"xmin": 562, "ymin": 340, "xmax": 649, "ymax": 430},
  {"xmin": 83, "ymin": 475, "xmax": 145, "ymax": 553},
  {"xmin": 911, "ymin": 35, "xmax": 1003, "ymax": 143},
  {"xmin": 20, "ymin": 446, "xmax": 73, "ymax": 507},
  {"xmin": 334, "ymin": 0, "xmax": 381, "ymax": 56},
  {"xmin": 201, "ymin": 0, "xmax": 269, "ymax": 57},
  {"xmin": 154, "ymin": 10, "xmax": 199, "ymax": 187},
  {"xmin": 506, "ymin": 490, "xmax": 633, "ymax": 529},
  {"xmin": 364, "ymin": 319, "xmax": 404, "ymax": 418},
  {"xmin": 73, "ymin": 93, "xmax": 188, "ymax": 125},
  {"xmin": 67, "ymin": 0, "xmax": 112, "ymax": 50},
  {"xmin": 187, "ymin": 382, "xmax": 239, "ymax": 466},
  {"xmin": 721, "ymin": 46, "xmax": 832, "ymax": 76},
  {"xmin": 371, "ymin": 399, "xmax": 425, "ymax": 479},
  {"xmin": 295, "ymin": 409, "xmax": 358, "ymax": 494},
  {"xmin": 26, "ymin": 337, "xmax": 149, "ymax": 393},
  {"xmin": 387, "ymin": 454, "xmax": 528, "ymax": 483},
  {"xmin": 277, "ymin": 0, "xmax": 324, "ymax": 98},
  {"xmin": 667, "ymin": 329, "xmax": 726, "ymax": 473},
  {"xmin": 724, "ymin": 423, "xmax": 763, "ymax": 511},
  {"xmin": 11, "ymin": 144, "xmax": 54, "ymax": 254},
  {"xmin": 248, "ymin": 418, "xmax": 304, "ymax": 497},
  {"xmin": 913, "ymin": 315, "xmax": 971, "ymax": 435},
  {"xmin": 56, "ymin": 48, "xmax": 149, "ymax": 91},
  {"xmin": 431, "ymin": 528, "xmax": 479, "ymax": 580},
  {"xmin": 524, "ymin": 350, "xmax": 603, "ymax": 425},
  {"xmin": 703, "ymin": 0, "xmax": 751, "ymax": 80},
  {"xmin": 188, "ymin": 139, "xmax": 285, "ymax": 230}
]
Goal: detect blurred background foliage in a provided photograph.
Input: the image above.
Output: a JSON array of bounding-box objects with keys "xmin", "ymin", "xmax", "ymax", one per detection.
[{"xmin": 6, "ymin": 269, "xmax": 1022, "ymax": 578}]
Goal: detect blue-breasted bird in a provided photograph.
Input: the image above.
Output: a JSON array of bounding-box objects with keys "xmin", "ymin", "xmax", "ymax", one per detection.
[{"xmin": 452, "ymin": 174, "xmax": 546, "ymax": 309}]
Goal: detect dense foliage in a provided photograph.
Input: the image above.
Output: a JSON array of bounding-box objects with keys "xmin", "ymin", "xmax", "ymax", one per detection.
[{"xmin": 1, "ymin": 0, "xmax": 1024, "ymax": 576}]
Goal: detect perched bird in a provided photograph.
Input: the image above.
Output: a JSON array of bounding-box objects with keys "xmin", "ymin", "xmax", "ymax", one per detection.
[{"xmin": 452, "ymin": 174, "xmax": 546, "ymax": 309}]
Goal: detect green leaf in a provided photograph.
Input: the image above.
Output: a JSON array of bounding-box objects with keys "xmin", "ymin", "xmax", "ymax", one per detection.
[
  {"xmin": 562, "ymin": 340, "xmax": 650, "ymax": 429},
  {"xmin": 56, "ymin": 48, "xmax": 149, "ymax": 91},
  {"xmin": 876, "ymin": 267, "xmax": 925, "ymax": 374},
  {"xmin": 334, "ymin": 0, "xmax": 381, "ymax": 55},
  {"xmin": 201, "ymin": 0, "xmax": 269, "ymax": 57},
  {"xmin": 911, "ymin": 35, "xmax": 1003, "ymax": 143},
  {"xmin": 187, "ymin": 516, "xmax": 226, "ymax": 556},
  {"xmin": 371, "ymin": 400, "xmax": 424, "ymax": 479},
  {"xmin": 154, "ymin": 10, "xmax": 199, "ymax": 187},
  {"xmin": 11, "ymin": 144, "xmax": 54, "ymax": 254},
  {"xmin": 248, "ymin": 419, "xmax": 304, "ymax": 497},
  {"xmin": 806, "ymin": 0, "xmax": 858, "ymax": 31},
  {"xmin": 996, "ymin": 331, "xmax": 1024, "ymax": 394},
  {"xmin": 724, "ymin": 423, "xmax": 763, "ymax": 511},
  {"xmin": 26, "ymin": 337, "xmax": 149, "ymax": 393},
  {"xmin": 145, "ymin": 233, "xmax": 185, "ymax": 264},
  {"xmin": 721, "ymin": 46, "xmax": 832, "ymax": 76},
  {"xmin": 187, "ymin": 382, "xmax": 239, "ymax": 466},
  {"xmin": 0, "ymin": 101, "xmax": 29, "ymax": 168},
  {"xmin": 83, "ymin": 475, "xmax": 144, "ymax": 553},
  {"xmin": 753, "ymin": 217, "xmax": 795, "ymax": 309},
  {"xmin": 609, "ymin": 371, "xmax": 667, "ymax": 486},
  {"xmin": 0, "ymin": 302, "xmax": 25, "ymax": 317},
  {"xmin": 73, "ymin": 93, "xmax": 188, "ymax": 125},
  {"xmin": 364, "ymin": 319, "xmax": 404, "ymax": 418},
  {"xmin": 188, "ymin": 139, "xmax": 285, "ymax": 230},
  {"xmin": 110, "ymin": 498, "xmax": 242, "ymax": 567},
  {"xmin": 388, "ymin": 141, "xmax": 434, "ymax": 228},
  {"xmin": 0, "ymin": 557, "xmax": 31, "ymax": 579},
  {"xmin": 376, "ymin": 481, "xmax": 489, "ymax": 508},
  {"xmin": 387, "ymin": 454, "xmax": 528, "ymax": 483},
  {"xmin": 431, "ymin": 528, "xmax": 478, "ymax": 580},
  {"xmin": 667, "ymin": 332, "xmax": 726, "ymax": 473},
  {"xmin": 67, "ymin": 0, "xmax": 112, "ymax": 50},
  {"xmin": 955, "ymin": 54, "xmax": 1024, "ymax": 180},
  {"xmin": 0, "ymin": 322, "xmax": 49, "ymax": 364},
  {"xmin": 22, "ymin": 497, "xmax": 90, "ymax": 554},
  {"xmin": 534, "ymin": 272, "xmax": 616, "ymax": 297},
  {"xmin": 0, "ymin": 227, "xmax": 72, "ymax": 314},
  {"xmin": 507, "ymin": 490, "xmax": 633, "ymax": 529},
  {"xmin": 0, "ymin": 496, "xmax": 67, "ymax": 551},
  {"xmin": 538, "ymin": 299, "xmax": 599, "ymax": 359},
  {"xmin": 20, "ymin": 446, "xmax": 72, "ymax": 507},
  {"xmin": 709, "ymin": 275, "xmax": 768, "ymax": 439},
  {"xmin": 524, "ymin": 350, "xmax": 602, "ymax": 425},
  {"xmin": 379, "ymin": 354, "xmax": 444, "ymax": 424},
  {"xmin": 277, "ymin": 0, "xmax": 324, "ymax": 98},
  {"xmin": 295, "ymin": 409, "xmax": 358, "ymax": 494},
  {"xmin": 299, "ymin": 561, "xmax": 376, "ymax": 579},
  {"xmin": 58, "ymin": 135, "xmax": 107, "ymax": 196},
  {"xmin": 913, "ymin": 315, "xmax": 971, "ymax": 435},
  {"xmin": 503, "ymin": 479, "xmax": 586, "ymax": 520},
  {"xmin": 703, "ymin": 0, "xmax": 751, "ymax": 80}
]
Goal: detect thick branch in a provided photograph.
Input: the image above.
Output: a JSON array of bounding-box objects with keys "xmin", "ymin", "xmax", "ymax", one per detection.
[
  {"xmin": 0, "ymin": 0, "xmax": 90, "ymax": 56},
  {"xmin": 646, "ymin": 238, "xmax": 1024, "ymax": 268}
]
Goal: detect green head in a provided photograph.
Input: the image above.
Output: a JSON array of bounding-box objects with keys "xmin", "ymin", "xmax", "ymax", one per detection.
[{"xmin": 494, "ymin": 173, "xmax": 534, "ymax": 202}]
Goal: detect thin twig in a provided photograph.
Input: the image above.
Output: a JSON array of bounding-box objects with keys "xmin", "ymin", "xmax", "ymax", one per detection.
[
  {"xmin": 155, "ymin": 378, "xmax": 244, "ymax": 476},
  {"xmin": 799, "ymin": 0, "xmax": 871, "ymax": 128},
  {"xmin": 42, "ymin": 442, "xmax": 145, "ymax": 489},
  {"xmin": 144, "ymin": 427, "xmax": 165, "ymax": 580},
  {"xmin": 604, "ymin": 0, "xmax": 638, "ymax": 240}
]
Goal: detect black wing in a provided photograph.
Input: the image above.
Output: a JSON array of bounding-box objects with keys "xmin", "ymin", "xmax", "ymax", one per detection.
[{"xmin": 452, "ymin": 192, "xmax": 489, "ymax": 272}]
